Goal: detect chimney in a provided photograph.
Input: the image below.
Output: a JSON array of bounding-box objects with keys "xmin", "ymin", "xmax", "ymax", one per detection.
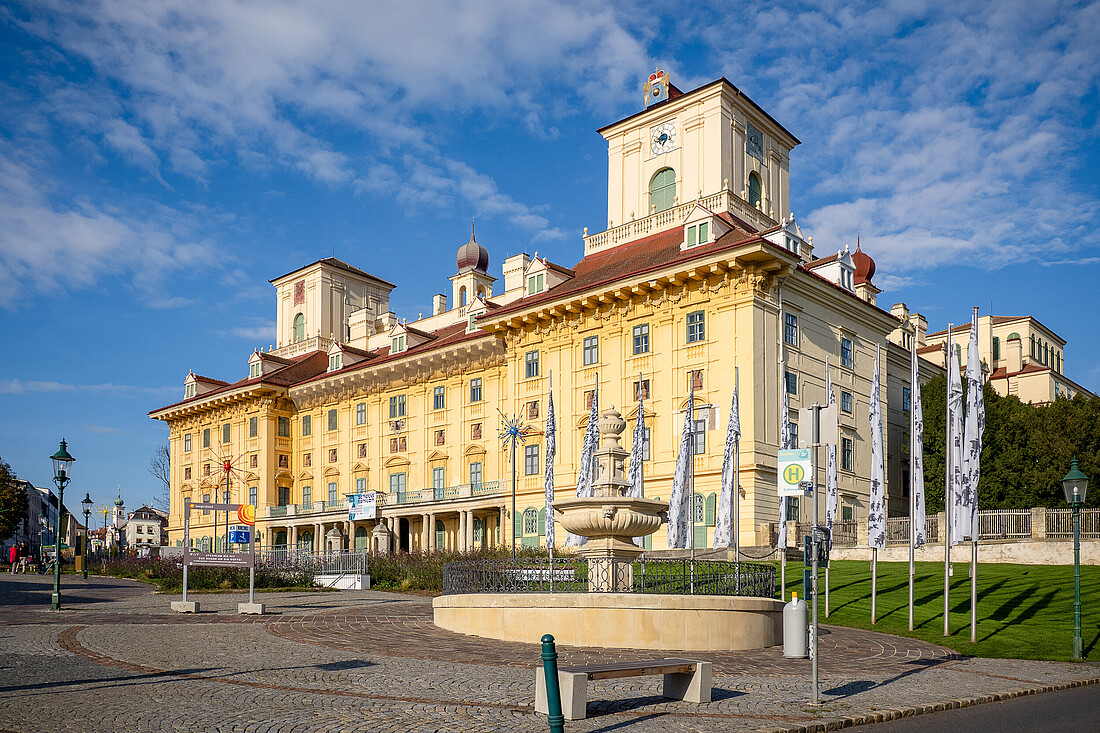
[{"xmin": 433, "ymin": 293, "xmax": 447, "ymax": 316}]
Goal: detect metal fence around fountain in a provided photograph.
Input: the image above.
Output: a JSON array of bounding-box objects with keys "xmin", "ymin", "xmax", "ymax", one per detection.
[{"xmin": 441, "ymin": 557, "xmax": 776, "ymax": 597}]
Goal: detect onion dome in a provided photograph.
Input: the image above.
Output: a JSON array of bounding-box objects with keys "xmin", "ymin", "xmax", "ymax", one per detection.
[
  {"xmin": 853, "ymin": 242, "xmax": 876, "ymax": 284},
  {"xmin": 456, "ymin": 231, "xmax": 489, "ymax": 274},
  {"xmin": 114, "ymin": 493, "xmax": 124, "ymax": 507}
]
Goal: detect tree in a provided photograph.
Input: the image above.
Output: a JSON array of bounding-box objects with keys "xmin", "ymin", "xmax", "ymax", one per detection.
[
  {"xmin": 0, "ymin": 457, "xmax": 29, "ymax": 543},
  {"xmin": 149, "ymin": 444, "xmax": 170, "ymax": 512}
]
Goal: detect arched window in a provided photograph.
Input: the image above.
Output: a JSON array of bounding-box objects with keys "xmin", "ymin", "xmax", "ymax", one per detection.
[
  {"xmin": 435, "ymin": 520, "xmax": 446, "ymax": 551},
  {"xmin": 293, "ymin": 313, "xmax": 305, "ymax": 342},
  {"xmin": 649, "ymin": 168, "xmax": 676, "ymax": 213},
  {"xmin": 354, "ymin": 526, "xmax": 369, "ymax": 549},
  {"xmin": 748, "ymin": 172, "xmax": 762, "ymax": 209},
  {"xmin": 460, "ymin": 286, "xmax": 467, "ymax": 307},
  {"xmin": 298, "ymin": 531, "xmax": 313, "ymax": 552}
]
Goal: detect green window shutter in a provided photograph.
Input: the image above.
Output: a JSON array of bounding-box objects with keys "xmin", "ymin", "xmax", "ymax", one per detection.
[
  {"xmin": 650, "ymin": 168, "xmax": 676, "ymax": 212},
  {"xmin": 699, "ymin": 221, "xmax": 708, "ymax": 242},
  {"xmin": 514, "ymin": 509, "xmax": 523, "ymax": 537},
  {"xmin": 687, "ymin": 225, "xmax": 696, "ymax": 247},
  {"xmin": 538, "ymin": 508, "xmax": 546, "ymax": 535},
  {"xmin": 705, "ymin": 493, "xmax": 716, "ymax": 526}
]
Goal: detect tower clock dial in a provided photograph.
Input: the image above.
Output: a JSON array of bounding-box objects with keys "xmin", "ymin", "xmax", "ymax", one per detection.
[{"xmin": 650, "ymin": 121, "xmax": 677, "ymax": 156}]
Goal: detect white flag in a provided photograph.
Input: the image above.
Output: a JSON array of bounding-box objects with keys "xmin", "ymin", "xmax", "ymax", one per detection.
[
  {"xmin": 947, "ymin": 332, "xmax": 965, "ymax": 545},
  {"xmin": 867, "ymin": 344, "xmax": 886, "ymax": 549},
  {"xmin": 714, "ymin": 372, "xmax": 740, "ymax": 548},
  {"xmin": 627, "ymin": 377, "xmax": 646, "ymax": 548},
  {"xmin": 825, "ymin": 358, "xmax": 838, "ymax": 533},
  {"xmin": 565, "ymin": 384, "xmax": 599, "ymax": 547},
  {"xmin": 667, "ymin": 384, "xmax": 695, "ymax": 549},
  {"xmin": 960, "ymin": 310, "xmax": 985, "ymax": 543},
  {"xmin": 779, "ymin": 354, "xmax": 793, "ymax": 548},
  {"xmin": 544, "ymin": 375, "xmax": 557, "ymax": 549},
  {"xmin": 910, "ymin": 334, "xmax": 927, "ymax": 549}
]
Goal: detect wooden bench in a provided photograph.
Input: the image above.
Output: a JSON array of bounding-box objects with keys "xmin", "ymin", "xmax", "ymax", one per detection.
[{"xmin": 535, "ymin": 658, "xmax": 712, "ymax": 720}]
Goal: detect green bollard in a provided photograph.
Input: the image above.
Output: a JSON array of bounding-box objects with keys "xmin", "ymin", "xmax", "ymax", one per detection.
[{"xmin": 541, "ymin": 634, "xmax": 565, "ymax": 733}]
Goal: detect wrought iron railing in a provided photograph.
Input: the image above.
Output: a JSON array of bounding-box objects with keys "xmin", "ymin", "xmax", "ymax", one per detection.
[
  {"xmin": 441, "ymin": 557, "xmax": 776, "ymax": 598},
  {"xmin": 256, "ymin": 548, "xmax": 368, "ymax": 574}
]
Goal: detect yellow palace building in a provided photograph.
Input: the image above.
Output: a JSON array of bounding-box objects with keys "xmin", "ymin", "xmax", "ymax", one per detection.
[{"xmin": 150, "ymin": 73, "xmax": 940, "ymax": 554}]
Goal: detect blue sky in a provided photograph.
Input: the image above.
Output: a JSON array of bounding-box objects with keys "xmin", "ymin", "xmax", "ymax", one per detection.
[{"xmin": 2, "ymin": 1, "xmax": 1098, "ymax": 514}]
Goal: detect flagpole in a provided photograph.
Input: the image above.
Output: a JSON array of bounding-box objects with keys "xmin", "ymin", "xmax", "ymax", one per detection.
[
  {"xmin": 733, "ymin": 366, "xmax": 740, "ymax": 562},
  {"xmin": 909, "ymin": 331, "xmax": 916, "ymax": 632},
  {"xmin": 548, "ymin": 371, "xmax": 554, "ymax": 571},
  {"xmin": 944, "ymin": 326, "xmax": 953, "ymax": 637}
]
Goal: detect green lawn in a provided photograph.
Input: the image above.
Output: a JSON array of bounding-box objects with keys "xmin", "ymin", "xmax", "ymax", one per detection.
[{"xmin": 780, "ymin": 560, "xmax": 1100, "ymax": 662}]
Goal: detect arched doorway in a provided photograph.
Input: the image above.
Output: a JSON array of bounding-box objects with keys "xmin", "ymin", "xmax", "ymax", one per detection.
[
  {"xmin": 297, "ymin": 531, "xmax": 313, "ymax": 553},
  {"xmin": 398, "ymin": 518, "xmax": 411, "ymax": 552},
  {"xmin": 354, "ymin": 525, "xmax": 369, "ymax": 550}
]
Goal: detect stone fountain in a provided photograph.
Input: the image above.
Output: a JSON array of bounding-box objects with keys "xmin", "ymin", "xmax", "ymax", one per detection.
[{"xmin": 432, "ymin": 406, "xmax": 782, "ymax": 651}]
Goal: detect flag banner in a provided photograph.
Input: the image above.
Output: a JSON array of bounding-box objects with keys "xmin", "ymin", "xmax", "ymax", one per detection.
[
  {"xmin": 565, "ymin": 383, "xmax": 599, "ymax": 546},
  {"xmin": 627, "ymin": 375, "xmax": 646, "ymax": 547},
  {"xmin": 960, "ymin": 310, "xmax": 985, "ymax": 543},
  {"xmin": 911, "ymin": 334, "xmax": 927, "ymax": 549},
  {"xmin": 544, "ymin": 377, "xmax": 557, "ymax": 549},
  {"xmin": 714, "ymin": 377, "xmax": 740, "ymax": 548},
  {"xmin": 779, "ymin": 354, "xmax": 793, "ymax": 548},
  {"xmin": 348, "ymin": 492, "xmax": 376, "ymax": 521},
  {"xmin": 867, "ymin": 344, "xmax": 886, "ymax": 549},
  {"xmin": 947, "ymin": 332, "xmax": 965, "ymax": 545},
  {"xmin": 825, "ymin": 358, "xmax": 838, "ymax": 534},
  {"xmin": 668, "ymin": 384, "xmax": 695, "ymax": 549}
]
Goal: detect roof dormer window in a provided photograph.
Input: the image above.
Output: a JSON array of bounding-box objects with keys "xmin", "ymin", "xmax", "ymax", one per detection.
[
  {"xmin": 686, "ymin": 221, "xmax": 709, "ymax": 248},
  {"xmin": 328, "ymin": 354, "xmax": 341, "ymax": 372},
  {"xmin": 184, "ymin": 383, "xmax": 196, "ymax": 399},
  {"xmin": 249, "ymin": 362, "xmax": 260, "ymax": 379},
  {"xmin": 392, "ymin": 335, "xmax": 406, "ymax": 353},
  {"xmin": 527, "ymin": 273, "xmax": 544, "ymax": 295}
]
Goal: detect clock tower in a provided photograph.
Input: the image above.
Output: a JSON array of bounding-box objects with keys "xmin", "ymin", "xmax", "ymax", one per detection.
[{"xmin": 587, "ymin": 72, "xmax": 799, "ymax": 255}]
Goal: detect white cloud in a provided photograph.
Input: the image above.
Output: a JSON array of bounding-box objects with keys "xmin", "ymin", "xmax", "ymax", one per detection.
[{"xmin": 0, "ymin": 379, "xmax": 176, "ymax": 396}]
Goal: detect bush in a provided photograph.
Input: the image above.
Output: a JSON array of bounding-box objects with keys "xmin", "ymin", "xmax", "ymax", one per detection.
[{"xmin": 368, "ymin": 546, "xmax": 550, "ymax": 593}]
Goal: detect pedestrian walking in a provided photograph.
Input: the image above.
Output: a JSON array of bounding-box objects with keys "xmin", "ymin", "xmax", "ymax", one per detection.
[
  {"xmin": 17, "ymin": 543, "xmax": 30, "ymax": 573},
  {"xmin": 7, "ymin": 544, "xmax": 16, "ymax": 573}
]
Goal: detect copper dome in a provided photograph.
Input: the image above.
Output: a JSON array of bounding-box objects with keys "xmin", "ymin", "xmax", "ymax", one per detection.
[
  {"xmin": 456, "ymin": 233, "xmax": 489, "ymax": 273},
  {"xmin": 853, "ymin": 244, "xmax": 876, "ymax": 285}
]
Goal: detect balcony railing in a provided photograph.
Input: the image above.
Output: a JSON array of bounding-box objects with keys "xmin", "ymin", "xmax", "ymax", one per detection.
[{"xmin": 265, "ymin": 480, "xmax": 508, "ymax": 518}]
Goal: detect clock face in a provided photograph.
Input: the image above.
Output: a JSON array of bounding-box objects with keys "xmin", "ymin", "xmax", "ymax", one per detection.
[{"xmin": 651, "ymin": 121, "xmax": 677, "ymax": 156}]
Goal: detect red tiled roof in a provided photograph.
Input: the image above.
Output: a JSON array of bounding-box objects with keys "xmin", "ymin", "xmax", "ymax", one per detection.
[{"xmin": 191, "ymin": 374, "xmax": 229, "ymax": 387}]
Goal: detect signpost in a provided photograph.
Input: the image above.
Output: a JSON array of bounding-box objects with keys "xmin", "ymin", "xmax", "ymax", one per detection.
[{"xmin": 173, "ymin": 500, "xmax": 261, "ymax": 614}]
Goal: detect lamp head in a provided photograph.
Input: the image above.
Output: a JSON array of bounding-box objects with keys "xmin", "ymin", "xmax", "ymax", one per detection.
[
  {"xmin": 50, "ymin": 439, "xmax": 75, "ymax": 482},
  {"xmin": 1062, "ymin": 457, "xmax": 1089, "ymax": 506}
]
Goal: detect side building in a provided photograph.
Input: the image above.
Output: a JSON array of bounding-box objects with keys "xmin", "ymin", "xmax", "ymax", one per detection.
[{"xmin": 150, "ymin": 73, "xmax": 943, "ymax": 553}]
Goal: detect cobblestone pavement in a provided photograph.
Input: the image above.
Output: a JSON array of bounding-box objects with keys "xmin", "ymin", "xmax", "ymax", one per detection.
[{"xmin": 2, "ymin": 573, "xmax": 1098, "ymax": 733}]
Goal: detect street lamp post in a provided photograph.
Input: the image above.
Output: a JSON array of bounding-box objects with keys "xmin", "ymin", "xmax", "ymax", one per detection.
[
  {"xmin": 49, "ymin": 439, "xmax": 75, "ymax": 610},
  {"xmin": 81, "ymin": 493, "xmax": 92, "ymax": 579},
  {"xmin": 1062, "ymin": 457, "xmax": 1089, "ymax": 660}
]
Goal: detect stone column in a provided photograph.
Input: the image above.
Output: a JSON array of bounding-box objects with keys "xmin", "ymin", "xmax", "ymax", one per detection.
[
  {"xmin": 1031, "ymin": 507, "xmax": 1047, "ymax": 539},
  {"xmin": 421, "ymin": 514, "xmax": 430, "ymax": 551},
  {"xmin": 465, "ymin": 510, "xmax": 474, "ymax": 551},
  {"xmin": 289, "ymin": 525, "xmax": 297, "ymax": 547},
  {"xmin": 458, "ymin": 511, "xmax": 467, "ymax": 552},
  {"xmin": 429, "ymin": 512, "xmax": 438, "ymax": 551},
  {"xmin": 316, "ymin": 523, "xmax": 324, "ymax": 551}
]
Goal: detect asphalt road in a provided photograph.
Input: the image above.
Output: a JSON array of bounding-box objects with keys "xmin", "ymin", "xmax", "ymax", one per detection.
[{"xmin": 842, "ymin": 682, "xmax": 1100, "ymax": 733}]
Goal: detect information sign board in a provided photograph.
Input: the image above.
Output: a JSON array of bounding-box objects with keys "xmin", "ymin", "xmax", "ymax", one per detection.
[{"xmin": 777, "ymin": 448, "xmax": 812, "ymax": 497}]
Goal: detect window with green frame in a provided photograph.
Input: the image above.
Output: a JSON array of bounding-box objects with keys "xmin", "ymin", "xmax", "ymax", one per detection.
[
  {"xmin": 649, "ymin": 168, "xmax": 676, "ymax": 213},
  {"xmin": 748, "ymin": 171, "xmax": 762, "ymax": 209}
]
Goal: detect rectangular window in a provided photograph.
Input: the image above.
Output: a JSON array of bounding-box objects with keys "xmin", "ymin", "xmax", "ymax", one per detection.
[
  {"xmin": 841, "ymin": 338, "xmax": 853, "ymax": 368},
  {"xmin": 301, "ymin": 453, "xmax": 309, "ymax": 468},
  {"xmin": 686, "ymin": 311, "xmax": 705, "ymax": 343},
  {"xmin": 685, "ymin": 221, "xmax": 709, "ymax": 247},
  {"xmin": 469, "ymin": 462, "xmax": 483, "ymax": 487},
  {"xmin": 329, "ymin": 448, "xmax": 338, "ymax": 462},
  {"xmin": 690, "ymin": 369, "xmax": 704, "ymax": 391},
  {"xmin": 202, "ymin": 494, "xmax": 210, "ymax": 515},
  {"xmin": 184, "ymin": 434, "xmax": 192, "ymax": 452},
  {"xmin": 358, "ymin": 443, "xmax": 366, "ymax": 458},
  {"xmin": 903, "ymin": 387, "xmax": 911, "ymax": 411},
  {"xmin": 354, "ymin": 402, "xmax": 365, "ymax": 426},
  {"xmin": 633, "ymin": 324, "xmax": 650, "ymax": 355},
  {"xmin": 471, "ymin": 422, "xmax": 482, "ymax": 439},
  {"xmin": 583, "ymin": 336, "xmax": 599, "ymax": 365},
  {"xmin": 992, "ymin": 336, "xmax": 1001, "ymax": 361},
  {"xmin": 389, "ymin": 473, "xmax": 406, "ymax": 496},
  {"xmin": 302, "ymin": 485, "xmax": 312, "ymax": 506},
  {"xmin": 693, "ymin": 419, "xmax": 706, "ymax": 454},
  {"xmin": 524, "ymin": 400, "xmax": 538, "ymax": 420},
  {"xmin": 202, "ymin": 428, "xmax": 210, "ymax": 448},
  {"xmin": 329, "ymin": 354, "xmax": 341, "ymax": 371},
  {"xmin": 433, "ymin": 385, "xmax": 446, "ymax": 410},
  {"xmin": 842, "ymin": 504, "xmax": 854, "ymax": 521},
  {"xmin": 327, "ymin": 409, "xmax": 338, "ymax": 431},
  {"xmin": 327, "ymin": 482, "xmax": 337, "ymax": 504},
  {"xmin": 785, "ymin": 370, "xmax": 797, "ymax": 395},
  {"xmin": 524, "ymin": 444, "xmax": 540, "ymax": 475},
  {"xmin": 469, "ymin": 378, "xmax": 482, "ymax": 403},
  {"xmin": 302, "ymin": 415, "xmax": 311, "ymax": 436},
  {"xmin": 277, "ymin": 417, "xmax": 290, "ymax": 437},
  {"xmin": 525, "ymin": 350, "xmax": 539, "ymax": 378},
  {"xmin": 633, "ymin": 379, "xmax": 650, "ymax": 401},
  {"xmin": 355, "ymin": 477, "xmax": 367, "ymax": 494},
  {"xmin": 584, "ymin": 390, "xmax": 595, "ymax": 410},
  {"xmin": 389, "ymin": 395, "xmax": 406, "ymax": 418},
  {"xmin": 392, "ymin": 335, "xmax": 405, "ymax": 353},
  {"xmin": 435, "ymin": 429, "xmax": 445, "ymax": 446},
  {"xmin": 789, "ymin": 422, "xmax": 798, "ymax": 447},
  {"xmin": 841, "ymin": 437, "xmax": 854, "ymax": 471},
  {"xmin": 279, "ymin": 454, "xmax": 288, "ymax": 468},
  {"xmin": 248, "ymin": 486, "xmax": 257, "ymax": 506},
  {"xmin": 250, "ymin": 362, "xmax": 260, "ymax": 379},
  {"xmin": 785, "ymin": 313, "xmax": 798, "ymax": 347},
  {"xmin": 640, "ymin": 426, "xmax": 651, "ymax": 461},
  {"xmin": 249, "ymin": 416, "xmax": 258, "ymax": 438},
  {"xmin": 786, "ymin": 497, "xmax": 800, "ymax": 521},
  {"xmin": 841, "ymin": 391, "xmax": 853, "ymax": 414},
  {"xmin": 527, "ymin": 273, "xmax": 545, "ymax": 295},
  {"xmin": 432, "ymin": 467, "xmax": 445, "ymax": 490},
  {"xmin": 184, "ymin": 467, "xmax": 191, "ymax": 480}
]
